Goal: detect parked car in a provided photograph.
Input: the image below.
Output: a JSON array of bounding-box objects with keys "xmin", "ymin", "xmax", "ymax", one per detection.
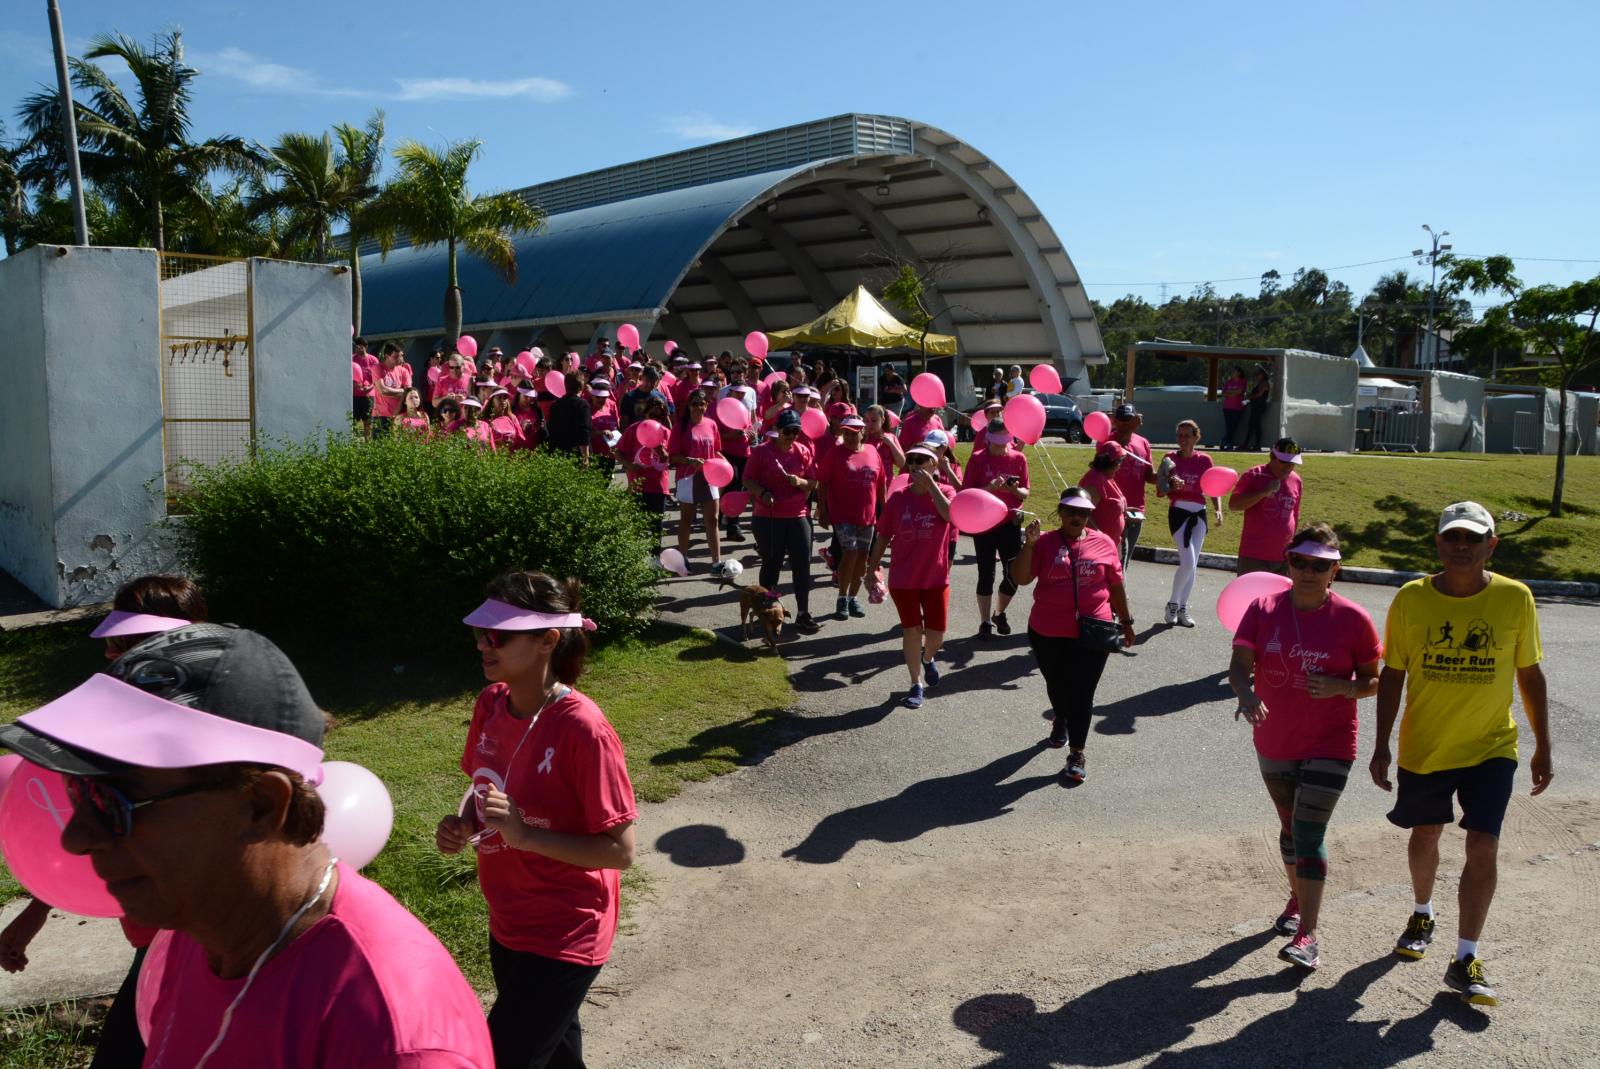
[{"xmin": 1036, "ymin": 393, "xmax": 1086, "ymax": 442}]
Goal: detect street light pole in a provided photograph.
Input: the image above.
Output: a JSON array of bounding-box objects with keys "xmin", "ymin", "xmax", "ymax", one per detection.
[
  {"xmin": 1414, "ymin": 224, "xmax": 1452, "ymax": 368},
  {"xmin": 47, "ymin": 0, "xmax": 89, "ymax": 246}
]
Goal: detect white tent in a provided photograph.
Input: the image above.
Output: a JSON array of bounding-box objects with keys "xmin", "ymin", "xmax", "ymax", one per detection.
[
  {"xmin": 1350, "ymin": 343, "xmax": 1376, "ymax": 368},
  {"xmin": 1356, "ymin": 377, "xmax": 1419, "ymax": 410}
]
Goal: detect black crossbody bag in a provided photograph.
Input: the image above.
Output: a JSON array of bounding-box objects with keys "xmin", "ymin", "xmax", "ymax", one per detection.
[{"xmin": 1068, "ymin": 541, "xmax": 1124, "ymax": 653}]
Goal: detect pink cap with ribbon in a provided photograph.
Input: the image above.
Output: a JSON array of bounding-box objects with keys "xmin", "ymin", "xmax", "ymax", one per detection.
[
  {"xmin": 463, "ymin": 598, "xmax": 597, "ymax": 632},
  {"xmin": 89, "ymin": 611, "xmax": 192, "ymax": 639}
]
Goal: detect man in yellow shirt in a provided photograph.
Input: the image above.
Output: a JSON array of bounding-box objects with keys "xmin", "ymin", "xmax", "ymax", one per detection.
[{"xmin": 1371, "ymin": 501, "xmax": 1553, "ymax": 1007}]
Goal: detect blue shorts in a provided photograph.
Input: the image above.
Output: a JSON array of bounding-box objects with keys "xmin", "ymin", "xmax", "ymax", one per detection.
[{"xmin": 1387, "ymin": 757, "xmax": 1516, "ymax": 837}]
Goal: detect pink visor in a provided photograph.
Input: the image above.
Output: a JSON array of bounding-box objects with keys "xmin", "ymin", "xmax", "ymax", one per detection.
[
  {"xmin": 1286, "ymin": 541, "xmax": 1341, "ymax": 560},
  {"xmin": 463, "ymin": 598, "xmax": 597, "ymax": 632},
  {"xmin": 90, "ymin": 611, "xmax": 192, "ymax": 639},
  {"xmin": 17, "ymin": 674, "xmax": 325, "ymax": 782}
]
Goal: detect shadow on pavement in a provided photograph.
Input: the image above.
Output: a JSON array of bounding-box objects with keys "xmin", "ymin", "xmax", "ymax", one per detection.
[
  {"xmin": 782, "ymin": 743, "xmax": 1057, "ymax": 864},
  {"xmin": 953, "ymin": 938, "xmax": 1488, "ymax": 1068},
  {"xmin": 1094, "ymin": 670, "xmax": 1232, "ymax": 736},
  {"xmin": 653, "ymin": 823, "xmax": 747, "ymax": 868},
  {"xmin": 648, "ymin": 700, "xmax": 898, "ymax": 774}
]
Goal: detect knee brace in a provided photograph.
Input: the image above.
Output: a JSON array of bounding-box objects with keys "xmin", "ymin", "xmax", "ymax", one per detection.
[
  {"xmin": 1292, "ymin": 820, "xmax": 1330, "ymax": 881},
  {"xmin": 1278, "ymin": 829, "xmax": 1295, "ymax": 868}
]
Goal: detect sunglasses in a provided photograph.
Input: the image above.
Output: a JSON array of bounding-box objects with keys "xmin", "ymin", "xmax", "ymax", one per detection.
[
  {"xmin": 472, "ymin": 626, "xmax": 513, "ymax": 648},
  {"xmin": 65, "ymin": 774, "xmax": 228, "ymax": 838},
  {"xmin": 1440, "ymin": 529, "xmax": 1487, "ymax": 544},
  {"xmin": 1287, "ymin": 554, "xmax": 1334, "ymax": 573}
]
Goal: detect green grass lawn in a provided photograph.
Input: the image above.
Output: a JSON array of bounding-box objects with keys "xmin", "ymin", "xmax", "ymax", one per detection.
[
  {"xmin": 0, "ymin": 621, "xmax": 793, "ymax": 997},
  {"xmin": 974, "ymin": 446, "xmax": 1600, "ymax": 583}
]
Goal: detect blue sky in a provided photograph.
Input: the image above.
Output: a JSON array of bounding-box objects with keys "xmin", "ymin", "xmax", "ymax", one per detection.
[{"xmin": 4, "ymin": 0, "xmax": 1596, "ymax": 307}]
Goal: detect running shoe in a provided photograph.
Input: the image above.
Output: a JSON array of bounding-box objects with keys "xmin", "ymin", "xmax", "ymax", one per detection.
[
  {"xmin": 1273, "ymin": 896, "xmax": 1301, "ymax": 936},
  {"xmin": 1164, "ymin": 602, "xmax": 1179, "ymax": 625},
  {"xmin": 725, "ymin": 528, "xmax": 745, "ymax": 542},
  {"xmin": 992, "ymin": 611, "xmax": 1011, "ymax": 636},
  {"xmin": 978, "ymin": 621, "xmax": 994, "ymax": 641},
  {"xmin": 904, "ymin": 683, "xmax": 924, "ymax": 709},
  {"xmin": 1444, "ymin": 955, "xmax": 1498, "ymax": 1007},
  {"xmin": 820, "ymin": 546, "xmax": 836, "ymax": 572},
  {"xmin": 836, "ymin": 596, "xmax": 849, "ymax": 618},
  {"xmin": 1045, "ymin": 723, "xmax": 1066, "ymax": 748},
  {"xmin": 1063, "ymin": 751, "xmax": 1087, "ymax": 783},
  {"xmin": 1278, "ymin": 932, "xmax": 1320, "ymax": 970},
  {"xmin": 1176, "ymin": 605, "xmax": 1196, "ymax": 628},
  {"xmin": 923, "ymin": 656, "xmax": 941, "ymax": 686},
  {"xmin": 1394, "ymin": 912, "xmax": 1435, "ymax": 960},
  {"xmin": 708, "ymin": 561, "xmax": 728, "ymax": 579},
  {"xmin": 847, "ymin": 597, "xmax": 866, "ymax": 618},
  {"xmin": 794, "ymin": 613, "xmax": 821, "ymax": 635}
]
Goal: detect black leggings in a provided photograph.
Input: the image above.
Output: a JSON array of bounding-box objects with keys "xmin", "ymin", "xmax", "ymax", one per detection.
[
  {"xmin": 753, "ymin": 515, "xmax": 813, "ymax": 615},
  {"xmin": 1243, "ymin": 402, "xmax": 1268, "ymax": 451},
  {"xmin": 488, "ymin": 937, "xmax": 604, "ymax": 1069},
  {"xmin": 88, "ymin": 946, "xmax": 146, "ymax": 1069},
  {"xmin": 1027, "ymin": 628, "xmax": 1111, "ymax": 749},
  {"xmin": 972, "ymin": 521, "xmax": 1022, "ymax": 598},
  {"xmin": 723, "ymin": 456, "xmax": 747, "ymax": 532},
  {"xmin": 637, "ymin": 491, "xmax": 666, "ymax": 548}
]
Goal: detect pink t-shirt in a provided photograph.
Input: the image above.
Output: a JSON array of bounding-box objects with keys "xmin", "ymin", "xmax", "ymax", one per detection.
[
  {"xmin": 1078, "ymin": 469, "xmax": 1126, "ymax": 543},
  {"xmin": 1026, "ymin": 528, "xmax": 1123, "ymax": 638},
  {"xmin": 818, "ymin": 444, "xmax": 887, "ymax": 526},
  {"xmin": 1163, "ymin": 450, "xmax": 1214, "ymax": 505},
  {"xmin": 487, "ymin": 415, "xmax": 524, "ymax": 451},
  {"xmin": 746, "ymin": 441, "xmax": 816, "ymax": 518},
  {"xmin": 1235, "ymin": 466, "xmax": 1303, "ymax": 561},
  {"xmin": 960, "ymin": 448, "xmax": 1030, "ymax": 510},
  {"xmin": 461, "ymin": 686, "xmax": 637, "ymax": 966},
  {"xmin": 351, "ymin": 359, "xmax": 372, "ymax": 398},
  {"xmin": 876, "ymin": 485, "xmax": 957, "ymax": 590},
  {"xmin": 669, "ymin": 378, "xmax": 705, "ymax": 413},
  {"xmin": 360, "ymin": 353, "xmax": 381, "ymax": 387},
  {"xmin": 373, "ymin": 366, "xmax": 406, "ymax": 418},
  {"xmin": 866, "ymin": 433, "xmax": 902, "ymax": 477},
  {"xmin": 1112, "ymin": 433, "xmax": 1153, "ymax": 509},
  {"xmin": 453, "ymin": 420, "xmax": 495, "ymax": 450},
  {"xmin": 1222, "ymin": 378, "xmax": 1247, "ymax": 411},
  {"xmin": 897, "ymin": 410, "xmax": 944, "ymax": 451},
  {"xmin": 1234, "ymin": 590, "xmax": 1382, "ymax": 761},
  {"xmin": 617, "ymin": 422, "xmax": 670, "ymax": 494},
  {"xmin": 667, "ymin": 417, "xmax": 721, "ymax": 480},
  {"xmin": 433, "ymin": 372, "xmax": 472, "ymax": 402},
  {"xmin": 136, "ymin": 864, "xmax": 493, "ymax": 1068}
]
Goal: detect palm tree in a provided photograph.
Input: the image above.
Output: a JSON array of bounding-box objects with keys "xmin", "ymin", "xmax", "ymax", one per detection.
[
  {"xmin": 250, "ymin": 132, "xmax": 350, "ymax": 262},
  {"xmin": 369, "ymin": 138, "xmax": 544, "ymax": 348},
  {"xmin": 334, "ymin": 111, "xmax": 386, "ymax": 334},
  {"xmin": 20, "ymin": 29, "xmax": 258, "ymax": 251},
  {"xmin": 0, "ymin": 122, "xmax": 29, "ymax": 255}
]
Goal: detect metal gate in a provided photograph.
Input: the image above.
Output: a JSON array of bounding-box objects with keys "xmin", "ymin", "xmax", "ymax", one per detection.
[
  {"xmin": 1371, "ymin": 407, "xmax": 1422, "ymax": 452},
  {"xmin": 158, "ymin": 253, "xmax": 255, "ymax": 495},
  {"xmin": 1511, "ymin": 411, "xmax": 1540, "ymax": 454}
]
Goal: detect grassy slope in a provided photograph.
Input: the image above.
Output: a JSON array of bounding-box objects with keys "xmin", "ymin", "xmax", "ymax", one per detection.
[{"xmin": 977, "ymin": 446, "xmax": 1599, "ymax": 583}]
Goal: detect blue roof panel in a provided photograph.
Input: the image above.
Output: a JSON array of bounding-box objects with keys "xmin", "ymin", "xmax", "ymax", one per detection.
[{"xmin": 360, "ymin": 163, "xmax": 823, "ymax": 335}]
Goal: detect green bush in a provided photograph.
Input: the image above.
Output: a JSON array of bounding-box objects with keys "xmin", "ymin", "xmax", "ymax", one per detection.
[{"xmin": 171, "ymin": 434, "xmax": 659, "ymax": 644}]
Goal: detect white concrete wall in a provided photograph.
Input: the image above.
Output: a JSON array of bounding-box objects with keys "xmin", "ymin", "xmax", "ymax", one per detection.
[
  {"xmin": 0, "ymin": 251, "xmax": 57, "ymax": 600},
  {"xmin": 250, "ymin": 258, "xmax": 350, "ymax": 443}
]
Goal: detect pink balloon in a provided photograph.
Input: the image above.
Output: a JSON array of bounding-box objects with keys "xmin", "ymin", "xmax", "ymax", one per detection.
[
  {"xmin": 949, "ymin": 488, "xmax": 1009, "ymax": 534},
  {"xmin": 659, "ymin": 547, "xmax": 689, "ymax": 577},
  {"xmin": 350, "ymin": 324, "xmax": 355, "ymax": 337},
  {"xmin": 664, "ymin": 340, "xmax": 678, "ymax": 356},
  {"xmin": 1029, "ymin": 363, "xmax": 1063, "ymax": 394},
  {"xmin": 745, "ymin": 331, "xmax": 770, "ymax": 361},
  {"xmin": 316, "ymin": 761, "xmax": 394, "ymax": 870},
  {"xmin": 909, "ymin": 372, "xmax": 946, "ymax": 409},
  {"xmin": 0, "ymin": 762, "xmax": 122, "ymax": 917},
  {"xmin": 456, "ymin": 335, "xmax": 478, "ymax": 359},
  {"xmin": 702, "ymin": 456, "xmax": 735, "ymax": 488},
  {"xmin": 1083, "ymin": 410, "xmax": 1112, "ymax": 443},
  {"xmin": 763, "ymin": 370, "xmax": 786, "ymax": 388},
  {"xmin": 800, "ymin": 407, "xmax": 828, "ymax": 440},
  {"xmin": 1216, "ymin": 572, "xmax": 1294, "ymax": 632},
  {"xmin": 971, "ymin": 408, "xmax": 989, "ymax": 435},
  {"xmin": 1004, "ymin": 393, "xmax": 1047, "ymax": 445},
  {"xmin": 660, "ymin": 372, "xmax": 677, "ymax": 390},
  {"xmin": 617, "ymin": 323, "xmax": 640, "ymax": 351},
  {"xmin": 1199, "ymin": 466, "xmax": 1240, "ymax": 498},
  {"xmin": 888, "ymin": 473, "xmax": 911, "ymax": 494},
  {"xmin": 636, "ymin": 420, "xmax": 670, "ymax": 449},
  {"xmin": 544, "ymin": 370, "xmax": 566, "ymax": 397},
  {"xmin": 719, "ymin": 490, "xmax": 750, "ymax": 517},
  {"xmin": 715, "ymin": 396, "xmax": 751, "ymax": 430}
]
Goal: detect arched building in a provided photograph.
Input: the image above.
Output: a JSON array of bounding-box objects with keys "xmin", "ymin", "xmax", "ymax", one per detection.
[{"xmin": 360, "ymin": 113, "xmax": 1105, "ymax": 407}]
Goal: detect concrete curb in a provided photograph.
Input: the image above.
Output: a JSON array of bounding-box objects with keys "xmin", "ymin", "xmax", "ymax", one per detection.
[{"xmin": 1129, "ymin": 547, "xmax": 1599, "ymax": 598}]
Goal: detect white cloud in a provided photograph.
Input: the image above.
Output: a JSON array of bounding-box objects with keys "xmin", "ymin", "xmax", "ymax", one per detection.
[
  {"xmin": 663, "ymin": 112, "xmax": 757, "ymax": 141},
  {"xmin": 191, "ymin": 47, "xmax": 571, "ymax": 104}
]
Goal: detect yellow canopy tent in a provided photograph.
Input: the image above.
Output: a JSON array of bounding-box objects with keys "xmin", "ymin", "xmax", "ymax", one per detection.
[{"xmin": 764, "ymin": 284, "xmax": 957, "ymax": 356}]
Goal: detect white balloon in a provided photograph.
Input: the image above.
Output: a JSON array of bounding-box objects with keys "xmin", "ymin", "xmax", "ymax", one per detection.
[{"xmin": 317, "ymin": 761, "xmax": 394, "ymax": 869}]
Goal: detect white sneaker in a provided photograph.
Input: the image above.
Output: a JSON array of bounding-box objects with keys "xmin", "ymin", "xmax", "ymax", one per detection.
[
  {"xmin": 1176, "ymin": 605, "xmax": 1196, "ymax": 628},
  {"xmin": 1164, "ymin": 602, "xmax": 1179, "ymax": 625}
]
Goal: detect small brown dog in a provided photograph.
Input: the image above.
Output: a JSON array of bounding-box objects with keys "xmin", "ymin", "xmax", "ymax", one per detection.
[{"xmin": 738, "ymin": 582, "xmax": 789, "ymax": 651}]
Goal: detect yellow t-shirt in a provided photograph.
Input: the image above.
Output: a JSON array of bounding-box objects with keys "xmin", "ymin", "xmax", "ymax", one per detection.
[{"xmin": 1384, "ymin": 573, "xmax": 1542, "ymax": 774}]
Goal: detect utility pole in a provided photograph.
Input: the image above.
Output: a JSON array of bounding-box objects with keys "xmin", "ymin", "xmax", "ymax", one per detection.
[
  {"xmin": 1412, "ymin": 225, "xmax": 1452, "ymax": 368},
  {"xmin": 47, "ymin": 0, "xmax": 89, "ymax": 245}
]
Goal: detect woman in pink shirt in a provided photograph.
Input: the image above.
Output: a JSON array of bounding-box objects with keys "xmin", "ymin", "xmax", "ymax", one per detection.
[
  {"xmin": 817, "ymin": 415, "xmax": 887, "ymax": 618},
  {"xmin": 759, "ymin": 379, "xmax": 794, "ymax": 433},
  {"xmin": 1157, "ymin": 419, "xmax": 1224, "ymax": 628},
  {"xmin": 452, "ymin": 397, "xmax": 495, "ymax": 450},
  {"xmin": 1221, "ymin": 365, "xmax": 1248, "ymax": 450},
  {"xmin": 959, "ymin": 421, "xmax": 1030, "ymax": 640},
  {"xmin": 667, "ymin": 390, "xmax": 728, "ymax": 577},
  {"xmin": 1010, "ymin": 486, "xmax": 1136, "ymax": 784},
  {"xmin": 743, "ymin": 409, "xmax": 821, "ymax": 634},
  {"xmin": 861, "ymin": 406, "xmax": 905, "ymax": 604},
  {"xmin": 1228, "ymin": 524, "xmax": 1382, "ymax": 971},
  {"xmin": 619, "ymin": 396, "xmax": 672, "ymax": 554},
  {"xmin": 485, "ymin": 390, "xmax": 524, "ymax": 451},
  {"xmin": 1078, "ymin": 439, "xmax": 1128, "ymax": 545},
  {"xmin": 396, "ymin": 388, "xmax": 431, "ymax": 437},
  {"xmin": 437, "ymin": 572, "xmax": 636, "ymax": 1068},
  {"xmin": 868, "ymin": 446, "xmax": 957, "ymax": 708}
]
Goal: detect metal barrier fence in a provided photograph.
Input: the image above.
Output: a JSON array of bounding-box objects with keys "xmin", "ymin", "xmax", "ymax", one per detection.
[
  {"xmin": 1511, "ymin": 411, "xmax": 1540, "ymax": 454},
  {"xmin": 1371, "ymin": 407, "xmax": 1422, "ymax": 452},
  {"xmin": 158, "ymin": 253, "xmax": 254, "ymax": 495}
]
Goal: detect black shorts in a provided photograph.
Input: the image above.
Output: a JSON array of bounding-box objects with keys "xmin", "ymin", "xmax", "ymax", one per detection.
[
  {"xmin": 1387, "ymin": 756, "xmax": 1517, "ymax": 837},
  {"xmin": 352, "ymin": 395, "xmax": 372, "ymax": 420}
]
